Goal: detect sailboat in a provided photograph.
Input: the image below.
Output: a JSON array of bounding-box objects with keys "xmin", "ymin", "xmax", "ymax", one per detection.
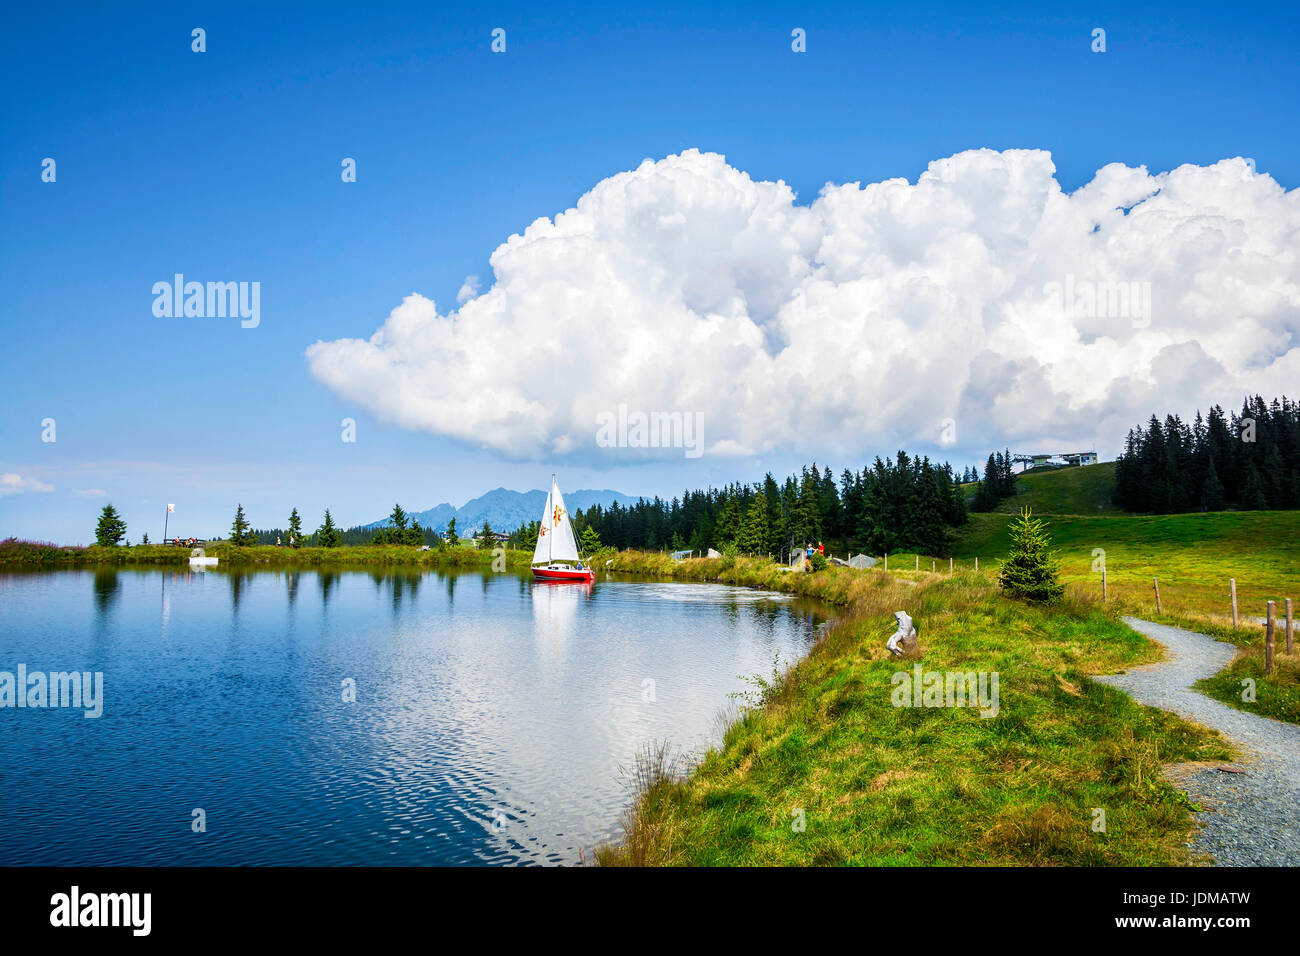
[{"xmin": 531, "ymin": 475, "xmax": 596, "ymax": 582}]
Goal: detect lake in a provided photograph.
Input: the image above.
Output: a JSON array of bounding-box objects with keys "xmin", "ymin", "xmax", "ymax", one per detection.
[{"xmin": 0, "ymin": 566, "xmax": 829, "ymax": 866}]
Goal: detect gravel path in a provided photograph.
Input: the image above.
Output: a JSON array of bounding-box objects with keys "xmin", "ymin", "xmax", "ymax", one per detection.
[{"xmin": 1093, "ymin": 617, "xmax": 1300, "ymax": 866}]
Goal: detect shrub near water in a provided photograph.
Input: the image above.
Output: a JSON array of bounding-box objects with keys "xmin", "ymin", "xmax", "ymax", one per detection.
[
  {"xmin": 0, "ymin": 539, "xmax": 191, "ymax": 568},
  {"xmin": 0, "ymin": 538, "xmax": 533, "ymax": 570}
]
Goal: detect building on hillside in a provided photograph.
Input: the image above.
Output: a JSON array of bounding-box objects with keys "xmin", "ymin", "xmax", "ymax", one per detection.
[
  {"xmin": 1012, "ymin": 450, "xmax": 1099, "ymax": 471},
  {"xmin": 1060, "ymin": 450, "xmax": 1099, "ymax": 467}
]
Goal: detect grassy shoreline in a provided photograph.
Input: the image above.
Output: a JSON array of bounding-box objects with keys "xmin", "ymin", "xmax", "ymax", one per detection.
[
  {"xmin": 607, "ymin": 550, "xmax": 905, "ymax": 606},
  {"xmin": 599, "ymin": 551, "xmax": 1233, "ymax": 866},
  {"xmin": 0, "ymin": 538, "xmax": 536, "ymax": 571}
]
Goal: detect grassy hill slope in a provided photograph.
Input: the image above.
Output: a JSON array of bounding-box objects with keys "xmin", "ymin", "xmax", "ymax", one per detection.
[
  {"xmin": 951, "ymin": 510, "xmax": 1297, "ymax": 623},
  {"xmin": 990, "ymin": 461, "xmax": 1120, "ymax": 515},
  {"xmin": 953, "ymin": 465, "xmax": 1295, "ymax": 622}
]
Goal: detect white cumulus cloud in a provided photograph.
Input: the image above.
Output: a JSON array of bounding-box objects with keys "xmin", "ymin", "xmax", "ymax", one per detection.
[{"xmin": 305, "ymin": 148, "xmax": 1300, "ymax": 462}]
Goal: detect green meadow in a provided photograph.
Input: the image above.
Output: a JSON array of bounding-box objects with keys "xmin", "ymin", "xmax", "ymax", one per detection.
[
  {"xmin": 952, "ymin": 510, "xmax": 1298, "ymax": 622},
  {"xmin": 951, "ymin": 504, "xmax": 1299, "ymax": 724},
  {"xmin": 919, "ymin": 463, "xmax": 1298, "ymax": 723}
]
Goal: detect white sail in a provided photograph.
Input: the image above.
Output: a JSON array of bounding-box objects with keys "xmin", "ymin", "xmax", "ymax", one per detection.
[
  {"xmin": 547, "ymin": 477, "xmax": 581, "ymax": 563},
  {"xmin": 531, "ymin": 487, "xmax": 554, "ymax": 565}
]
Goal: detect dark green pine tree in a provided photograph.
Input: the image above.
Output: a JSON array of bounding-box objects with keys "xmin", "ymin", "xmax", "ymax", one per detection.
[
  {"xmin": 230, "ymin": 504, "xmax": 251, "ymax": 546},
  {"xmin": 316, "ymin": 509, "xmax": 342, "ymax": 548},
  {"xmin": 735, "ymin": 493, "xmax": 769, "ymax": 555},
  {"xmin": 1239, "ymin": 462, "xmax": 1267, "ymax": 511},
  {"xmin": 374, "ymin": 503, "xmax": 410, "ymax": 545},
  {"xmin": 998, "ymin": 507, "xmax": 1065, "ymax": 603},
  {"xmin": 797, "ymin": 467, "xmax": 824, "ymax": 542},
  {"xmin": 818, "ymin": 466, "xmax": 841, "ymax": 539},
  {"xmin": 1261, "ymin": 444, "xmax": 1287, "ymax": 509},
  {"xmin": 713, "ymin": 494, "xmax": 742, "ymax": 548},
  {"xmin": 906, "ymin": 458, "xmax": 946, "ymax": 554},
  {"xmin": 444, "ymin": 516, "xmax": 458, "ymax": 546},
  {"xmin": 287, "ymin": 508, "xmax": 303, "ymax": 547},
  {"xmin": 763, "ymin": 473, "xmax": 785, "ymax": 555},
  {"xmin": 971, "ymin": 453, "xmax": 999, "ymax": 512},
  {"xmin": 1202, "ymin": 463, "xmax": 1225, "ymax": 512},
  {"xmin": 94, "ymin": 503, "xmax": 128, "ymax": 546},
  {"xmin": 478, "ymin": 520, "xmax": 494, "ymax": 549}
]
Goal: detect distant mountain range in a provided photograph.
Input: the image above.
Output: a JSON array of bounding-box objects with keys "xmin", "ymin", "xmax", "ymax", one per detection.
[{"xmin": 360, "ymin": 487, "xmax": 642, "ymax": 534}]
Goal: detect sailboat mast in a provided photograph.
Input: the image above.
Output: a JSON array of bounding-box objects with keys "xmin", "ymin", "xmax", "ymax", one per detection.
[{"xmin": 549, "ymin": 474, "xmax": 555, "ymax": 563}]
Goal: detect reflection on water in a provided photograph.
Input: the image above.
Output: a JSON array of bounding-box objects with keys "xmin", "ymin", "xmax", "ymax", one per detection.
[
  {"xmin": 92, "ymin": 568, "xmax": 119, "ymax": 618},
  {"xmin": 227, "ymin": 569, "xmax": 250, "ymax": 609},
  {"xmin": 0, "ymin": 567, "xmax": 829, "ymax": 866},
  {"xmin": 532, "ymin": 579, "xmax": 590, "ymax": 659},
  {"xmin": 367, "ymin": 570, "xmax": 422, "ymax": 615},
  {"xmin": 320, "ymin": 570, "xmax": 338, "ymax": 605}
]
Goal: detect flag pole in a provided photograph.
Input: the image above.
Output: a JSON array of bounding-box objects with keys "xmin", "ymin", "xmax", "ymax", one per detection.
[{"xmin": 163, "ymin": 505, "xmax": 169, "ymax": 543}]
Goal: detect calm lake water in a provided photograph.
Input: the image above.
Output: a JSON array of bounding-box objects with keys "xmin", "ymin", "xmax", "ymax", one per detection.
[{"xmin": 0, "ymin": 566, "xmax": 828, "ymax": 866}]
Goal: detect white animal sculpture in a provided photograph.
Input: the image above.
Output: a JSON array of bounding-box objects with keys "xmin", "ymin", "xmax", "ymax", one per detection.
[{"xmin": 886, "ymin": 610, "xmax": 917, "ymax": 657}]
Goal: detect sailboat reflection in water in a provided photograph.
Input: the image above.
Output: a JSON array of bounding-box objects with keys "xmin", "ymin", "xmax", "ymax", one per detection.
[
  {"xmin": 530, "ymin": 475, "xmax": 596, "ymax": 582},
  {"xmin": 531, "ymin": 573, "xmax": 591, "ymax": 660}
]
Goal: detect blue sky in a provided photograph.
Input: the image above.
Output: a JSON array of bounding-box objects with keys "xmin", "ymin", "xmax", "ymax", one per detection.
[{"xmin": 2, "ymin": 1, "xmax": 1298, "ymax": 543}]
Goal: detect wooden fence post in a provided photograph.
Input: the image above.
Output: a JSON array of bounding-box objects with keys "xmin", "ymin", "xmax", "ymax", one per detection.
[
  {"xmin": 1153, "ymin": 577, "xmax": 1162, "ymax": 614},
  {"xmin": 1265, "ymin": 601, "xmax": 1275, "ymax": 676},
  {"xmin": 1102, "ymin": 567, "xmax": 1108, "ymax": 602},
  {"xmin": 949, "ymin": 556, "xmax": 953, "ymax": 575},
  {"xmin": 884, "ymin": 553, "xmax": 888, "ymax": 572},
  {"xmin": 915, "ymin": 555, "xmax": 919, "ymax": 572},
  {"xmin": 1286, "ymin": 597, "xmax": 1294, "ymax": 655},
  {"xmin": 1230, "ymin": 578, "xmax": 1238, "ymax": 631},
  {"xmin": 931, "ymin": 559, "xmax": 935, "ymax": 573},
  {"xmin": 975, "ymin": 557, "xmax": 979, "ymax": 572}
]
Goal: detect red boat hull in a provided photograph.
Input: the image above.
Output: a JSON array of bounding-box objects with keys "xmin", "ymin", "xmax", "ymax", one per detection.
[{"xmin": 532, "ymin": 565, "xmax": 595, "ymax": 582}]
